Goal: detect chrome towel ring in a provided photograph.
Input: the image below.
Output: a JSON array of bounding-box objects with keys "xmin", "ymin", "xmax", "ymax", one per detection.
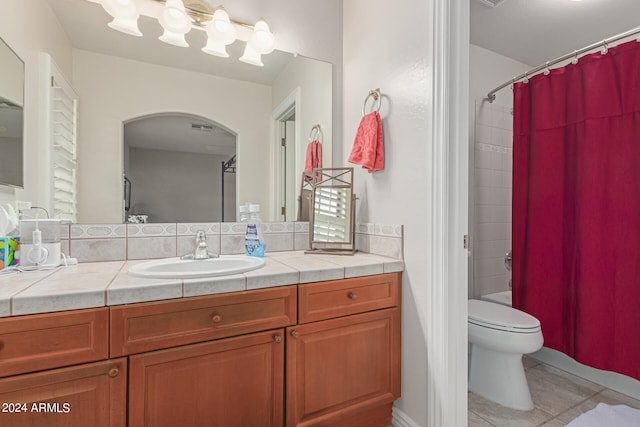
[
  {"xmin": 362, "ymin": 88, "xmax": 382, "ymax": 116},
  {"xmin": 308, "ymin": 124, "xmax": 322, "ymax": 142}
]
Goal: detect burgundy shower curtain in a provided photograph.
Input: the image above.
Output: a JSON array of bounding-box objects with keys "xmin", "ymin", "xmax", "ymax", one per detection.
[{"xmin": 512, "ymin": 40, "xmax": 640, "ymax": 380}]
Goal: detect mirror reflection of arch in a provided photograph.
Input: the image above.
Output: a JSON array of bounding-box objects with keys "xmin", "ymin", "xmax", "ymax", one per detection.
[{"xmin": 123, "ymin": 112, "xmax": 237, "ymax": 223}]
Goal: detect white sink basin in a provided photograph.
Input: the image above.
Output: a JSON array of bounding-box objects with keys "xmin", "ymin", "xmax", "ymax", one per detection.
[{"xmin": 128, "ymin": 256, "xmax": 266, "ymax": 279}]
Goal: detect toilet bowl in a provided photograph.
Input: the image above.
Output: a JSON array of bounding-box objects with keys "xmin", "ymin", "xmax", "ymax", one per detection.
[{"xmin": 468, "ymin": 299, "xmax": 543, "ymax": 410}]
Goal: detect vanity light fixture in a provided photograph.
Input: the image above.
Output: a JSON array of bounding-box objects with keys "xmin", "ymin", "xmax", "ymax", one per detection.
[
  {"xmin": 202, "ymin": 7, "xmax": 236, "ymax": 57},
  {"xmin": 96, "ymin": 0, "xmax": 276, "ymax": 66},
  {"xmin": 100, "ymin": 0, "xmax": 143, "ymax": 36},
  {"xmin": 158, "ymin": 0, "xmax": 192, "ymax": 47}
]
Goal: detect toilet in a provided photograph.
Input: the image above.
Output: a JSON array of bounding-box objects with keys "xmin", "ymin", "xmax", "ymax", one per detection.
[{"xmin": 468, "ymin": 299, "xmax": 543, "ymax": 410}]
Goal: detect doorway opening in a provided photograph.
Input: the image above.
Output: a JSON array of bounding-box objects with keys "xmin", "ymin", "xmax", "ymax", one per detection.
[{"xmin": 123, "ymin": 113, "xmax": 237, "ymax": 223}]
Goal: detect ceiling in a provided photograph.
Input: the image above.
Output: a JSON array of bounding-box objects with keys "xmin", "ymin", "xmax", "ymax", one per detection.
[{"xmin": 471, "ymin": 0, "xmax": 640, "ymax": 67}]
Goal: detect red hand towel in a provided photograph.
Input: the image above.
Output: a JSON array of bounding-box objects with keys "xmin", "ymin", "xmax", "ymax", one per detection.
[
  {"xmin": 348, "ymin": 111, "xmax": 384, "ymax": 173},
  {"xmin": 304, "ymin": 140, "xmax": 322, "ymax": 181}
]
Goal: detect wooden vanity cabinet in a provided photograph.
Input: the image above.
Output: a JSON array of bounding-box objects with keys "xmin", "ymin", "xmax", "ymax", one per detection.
[
  {"xmin": 0, "ymin": 273, "xmax": 401, "ymax": 427},
  {"xmin": 287, "ymin": 273, "xmax": 401, "ymax": 427},
  {"xmin": 0, "ymin": 308, "xmax": 125, "ymax": 427},
  {"xmin": 115, "ymin": 286, "xmax": 297, "ymax": 427}
]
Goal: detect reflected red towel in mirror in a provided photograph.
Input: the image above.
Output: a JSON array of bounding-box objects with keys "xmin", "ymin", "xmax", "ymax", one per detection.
[
  {"xmin": 348, "ymin": 111, "xmax": 384, "ymax": 173},
  {"xmin": 304, "ymin": 140, "xmax": 322, "ymax": 181}
]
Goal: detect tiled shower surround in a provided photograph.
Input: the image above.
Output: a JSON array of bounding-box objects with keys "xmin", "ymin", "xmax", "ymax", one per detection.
[
  {"xmin": 58, "ymin": 221, "xmax": 403, "ymax": 263},
  {"xmin": 472, "ymin": 101, "xmax": 513, "ymax": 298}
]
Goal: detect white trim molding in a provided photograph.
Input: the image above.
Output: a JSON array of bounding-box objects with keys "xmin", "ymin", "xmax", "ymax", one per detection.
[
  {"xmin": 271, "ymin": 87, "xmax": 302, "ymax": 221},
  {"xmin": 429, "ymin": 0, "xmax": 470, "ymax": 426},
  {"xmin": 393, "ymin": 406, "xmax": 421, "ymax": 427}
]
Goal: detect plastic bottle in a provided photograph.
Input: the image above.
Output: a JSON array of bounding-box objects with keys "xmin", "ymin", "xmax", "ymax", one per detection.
[
  {"xmin": 244, "ymin": 204, "xmax": 266, "ymax": 257},
  {"xmin": 238, "ymin": 203, "xmax": 250, "ymax": 222}
]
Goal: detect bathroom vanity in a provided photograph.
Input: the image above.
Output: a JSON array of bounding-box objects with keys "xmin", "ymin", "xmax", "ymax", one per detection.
[{"xmin": 0, "ymin": 253, "xmax": 402, "ymax": 427}]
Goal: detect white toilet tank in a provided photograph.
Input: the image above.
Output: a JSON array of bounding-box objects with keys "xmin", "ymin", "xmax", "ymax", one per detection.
[{"xmin": 481, "ymin": 290, "xmax": 512, "ymax": 307}]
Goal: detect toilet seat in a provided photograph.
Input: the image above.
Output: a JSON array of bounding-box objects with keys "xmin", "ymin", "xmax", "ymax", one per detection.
[{"xmin": 468, "ymin": 299, "xmax": 540, "ymax": 333}]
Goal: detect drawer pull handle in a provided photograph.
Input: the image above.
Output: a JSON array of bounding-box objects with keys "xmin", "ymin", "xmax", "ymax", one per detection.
[
  {"xmin": 348, "ymin": 292, "xmax": 358, "ymax": 300},
  {"xmin": 273, "ymin": 334, "xmax": 282, "ymax": 344},
  {"xmin": 290, "ymin": 330, "xmax": 299, "ymax": 339},
  {"xmin": 108, "ymin": 367, "xmax": 120, "ymax": 378},
  {"xmin": 211, "ymin": 314, "xmax": 222, "ymax": 323}
]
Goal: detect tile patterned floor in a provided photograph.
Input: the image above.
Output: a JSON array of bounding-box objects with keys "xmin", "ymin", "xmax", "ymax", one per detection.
[{"xmin": 469, "ymin": 357, "xmax": 640, "ymax": 426}]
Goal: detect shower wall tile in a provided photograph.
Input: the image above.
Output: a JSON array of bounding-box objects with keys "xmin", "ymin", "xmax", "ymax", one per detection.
[
  {"xmin": 473, "ymin": 102, "xmax": 514, "ymax": 299},
  {"xmin": 475, "ymin": 205, "xmax": 512, "ymax": 223},
  {"xmin": 475, "ymin": 274, "xmax": 511, "ymax": 297},
  {"xmin": 475, "ymin": 222, "xmax": 511, "ymax": 242},
  {"xmin": 475, "ymin": 257, "xmax": 509, "ymax": 278},
  {"xmin": 474, "ymin": 239, "xmax": 511, "ymax": 260}
]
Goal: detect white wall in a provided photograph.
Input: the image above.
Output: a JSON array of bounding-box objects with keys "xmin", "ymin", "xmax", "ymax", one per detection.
[
  {"xmin": 0, "ymin": 0, "xmax": 72, "ymax": 207},
  {"xmin": 343, "ymin": 0, "xmax": 433, "ymax": 425},
  {"xmin": 468, "ymin": 44, "xmax": 529, "ymax": 298},
  {"xmin": 72, "ymin": 49, "xmax": 272, "ymax": 223}
]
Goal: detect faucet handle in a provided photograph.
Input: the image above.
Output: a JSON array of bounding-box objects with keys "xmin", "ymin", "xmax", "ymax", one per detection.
[{"xmin": 196, "ymin": 231, "xmax": 206, "ymax": 241}]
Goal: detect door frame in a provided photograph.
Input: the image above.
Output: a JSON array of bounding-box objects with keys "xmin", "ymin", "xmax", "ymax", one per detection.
[
  {"xmin": 272, "ymin": 87, "xmax": 302, "ymax": 222},
  {"xmin": 426, "ymin": 0, "xmax": 470, "ymax": 426}
]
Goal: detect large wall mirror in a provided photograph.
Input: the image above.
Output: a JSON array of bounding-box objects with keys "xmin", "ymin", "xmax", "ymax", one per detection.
[
  {"xmin": 44, "ymin": 0, "xmax": 333, "ymax": 224},
  {"xmin": 0, "ymin": 36, "xmax": 24, "ymax": 189}
]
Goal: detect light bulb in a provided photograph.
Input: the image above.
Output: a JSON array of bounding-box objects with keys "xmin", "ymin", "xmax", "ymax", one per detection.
[
  {"xmin": 212, "ymin": 7, "xmax": 232, "ymax": 34},
  {"xmin": 158, "ymin": 0, "xmax": 191, "ymax": 47},
  {"xmin": 249, "ymin": 19, "xmax": 275, "ymax": 54},
  {"xmin": 101, "ymin": 0, "xmax": 142, "ymax": 36},
  {"xmin": 239, "ymin": 43, "xmax": 264, "ymax": 67}
]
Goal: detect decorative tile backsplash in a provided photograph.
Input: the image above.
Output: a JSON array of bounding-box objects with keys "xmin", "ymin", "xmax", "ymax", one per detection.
[{"xmin": 60, "ymin": 222, "xmax": 403, "ymax": 263}]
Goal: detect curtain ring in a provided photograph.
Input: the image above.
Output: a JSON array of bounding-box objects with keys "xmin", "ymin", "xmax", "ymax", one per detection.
[
  {"xmin": 571, "ymin": 51, "xmax": 579, "ymax": 65},
  {"xmin": 601, "ymin": 41, "xmax": 608, "ymax": 55},
  {"xmin": 523, "ymin": 72, "xmax": 529, "ymax": 84},
  {"xmin": 362, "ymin": 88, "xmax": 381, "ymax": 116},
  {"xmin": 543, "ymin": 62, "xmax": 550, "ymax": 76}
]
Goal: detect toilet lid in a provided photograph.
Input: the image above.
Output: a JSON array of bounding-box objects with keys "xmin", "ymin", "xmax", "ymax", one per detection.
[{"xmin": 468, "ymin": 299, "xmax": 540, "ymax": 332}]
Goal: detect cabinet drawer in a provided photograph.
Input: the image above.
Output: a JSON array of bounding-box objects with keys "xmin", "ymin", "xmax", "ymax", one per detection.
[
  {"xmin": 0, "ymin": 308, "xmax": 109, "ymax": 378},
  {"xmin": 298, "ymin": 273, "xmax": 400, "ymax": 323},
  {"xmin": 110, "ymin": 286, "xmax": 297, "ymax": 356}
]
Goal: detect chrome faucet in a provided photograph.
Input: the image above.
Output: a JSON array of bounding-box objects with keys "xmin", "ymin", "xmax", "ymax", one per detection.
[{"xmin": 181, "ymin": 231, "xmax": 219, "ymax": 260}]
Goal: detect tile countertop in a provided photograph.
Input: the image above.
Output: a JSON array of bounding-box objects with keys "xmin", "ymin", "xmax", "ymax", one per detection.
[{"xmin": 0, "ymin": 251, "xmax": 404, "ymax": 317}]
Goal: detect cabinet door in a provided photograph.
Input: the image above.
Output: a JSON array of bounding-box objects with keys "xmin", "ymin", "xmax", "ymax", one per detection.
[
  {"xmin": 0, "ymin": 358, "xmax": 126, "ymax": 427},
  {"xmin": 129, "ymin": 329, "xmax": 285, "ymax": 427},
  {"xmin": 286, "ymin": 308, "xmax": 400, "ymax": 427}
]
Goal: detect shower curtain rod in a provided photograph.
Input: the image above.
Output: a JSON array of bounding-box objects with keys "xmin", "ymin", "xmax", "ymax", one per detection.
[{"xmin": 486, "ymin": 26, "xmax": 640, "ymax": 103}]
